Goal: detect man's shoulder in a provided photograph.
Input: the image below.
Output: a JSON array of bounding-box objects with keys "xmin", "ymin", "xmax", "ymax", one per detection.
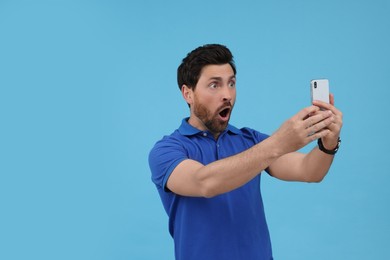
[
  {"xmin": 151, "ymin": 129, "xmax": 184, "ymax": 149},
  {"xmin": 228, "ymin": 125, "xmax": 269, "ymax": 143},
  {"xmin": 149, "ymin": 123, "xmax": 196, "ymax": 157}
]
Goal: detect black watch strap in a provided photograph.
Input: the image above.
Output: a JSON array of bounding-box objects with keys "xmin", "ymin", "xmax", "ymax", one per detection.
[{"xmin": 317, "ymin": 137, "xmax": 341, "ymax": 155}]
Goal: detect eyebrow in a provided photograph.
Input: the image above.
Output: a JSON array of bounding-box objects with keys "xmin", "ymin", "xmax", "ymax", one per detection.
[{"xmin": 208, "ymin": 75, "xmax": 236, "ymax": 81}]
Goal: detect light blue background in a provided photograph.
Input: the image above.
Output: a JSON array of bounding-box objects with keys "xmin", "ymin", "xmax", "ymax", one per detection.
[{"xmin": 1, "ymin": 0, "xmax": 389, "ymax": 259}]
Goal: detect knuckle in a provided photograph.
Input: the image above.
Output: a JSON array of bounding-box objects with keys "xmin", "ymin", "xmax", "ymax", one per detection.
[
  {"xmin": 308, "ymin": 117, "xmax": 316, "ymax": 126},
  {"xmin": 304, "ymin": 107, "xmax": 313, "ymax": 115}
]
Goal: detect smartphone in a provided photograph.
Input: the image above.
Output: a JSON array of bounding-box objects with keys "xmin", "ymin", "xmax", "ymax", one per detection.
[{"xmin": 311, "ymin": 79, "xmax": 330, "ymax": 104}]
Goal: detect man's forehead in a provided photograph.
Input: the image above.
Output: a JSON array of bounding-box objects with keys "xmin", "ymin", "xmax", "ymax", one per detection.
[{"xmin": 200, "ymin": 64, "xmax": 235, "ymax": 79}]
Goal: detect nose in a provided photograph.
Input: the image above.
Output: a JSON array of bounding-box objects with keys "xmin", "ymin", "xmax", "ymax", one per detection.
[{"xmin": 222, "ymin": 85, "xmax": 234, "ymax": 103}]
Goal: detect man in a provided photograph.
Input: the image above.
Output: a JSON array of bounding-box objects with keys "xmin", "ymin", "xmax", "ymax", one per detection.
[{"xmin": 149, "ymin": 44, "xmax": 343, "ymax": 260}]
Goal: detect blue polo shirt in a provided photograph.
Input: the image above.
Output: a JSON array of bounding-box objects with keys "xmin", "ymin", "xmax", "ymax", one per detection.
[{"xmin": 149, "ymin": 118, "xmax": 273, "ymax": 260}]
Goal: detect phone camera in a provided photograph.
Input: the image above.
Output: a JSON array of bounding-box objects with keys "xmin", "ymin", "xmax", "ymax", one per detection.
[{"xmin": 314, "ymin": 81, "xmax": 317, "ymax": 88}]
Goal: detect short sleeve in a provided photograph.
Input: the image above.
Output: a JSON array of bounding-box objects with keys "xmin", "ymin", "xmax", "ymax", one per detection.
[
  {"xmin": 240, "ymin": 127, "xmax": 269, "ymax": 144},
  {"xmin": 252, "ymin": 130, "xmax": 269, "ymax": 144},
  {"xmin": 148, "ymin": 136, "xmax": 188, "ymax": 192}
]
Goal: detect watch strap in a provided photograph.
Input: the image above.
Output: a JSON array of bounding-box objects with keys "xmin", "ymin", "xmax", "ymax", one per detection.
[{"xmin": 317, "ymin": 137, "xmax": 341, "ymax": 155}]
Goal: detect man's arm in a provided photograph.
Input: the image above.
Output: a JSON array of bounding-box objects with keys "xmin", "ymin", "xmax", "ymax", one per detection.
[
  {"xmin": 268, "ymin": 94, "xmax": 343, "ymax": 182},
  {"xmin": 167, "ymin": 105, "xmax": 336, "ymax": 198},
  {"xmin": 267, "ymin": 148, "xmax": 335, "ymax": 182}
]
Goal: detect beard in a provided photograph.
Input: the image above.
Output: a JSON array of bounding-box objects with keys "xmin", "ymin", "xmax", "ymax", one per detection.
[{"xmin": 192, "ymin": 96, "xmax": 233, "ymax": 135}]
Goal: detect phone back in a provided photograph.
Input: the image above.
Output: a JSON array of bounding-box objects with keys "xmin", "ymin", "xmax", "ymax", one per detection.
[{"xmin": 311, "ymin": 79, "xmax": 329, "ymax": 104}]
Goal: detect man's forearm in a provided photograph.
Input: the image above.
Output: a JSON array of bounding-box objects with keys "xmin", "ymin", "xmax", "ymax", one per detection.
[{"xmin": 301, "ymin": 146, "xmax": 335, "ymax": 182}]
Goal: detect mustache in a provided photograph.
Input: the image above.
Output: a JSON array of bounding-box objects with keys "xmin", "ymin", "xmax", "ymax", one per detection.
[
  {"xmin": 217, "ymin": 101, "xmax": 233, "ymax": 111},
  {"xmin": 218, "ymin": 101, "xmax": 233, "ymax": 109}
]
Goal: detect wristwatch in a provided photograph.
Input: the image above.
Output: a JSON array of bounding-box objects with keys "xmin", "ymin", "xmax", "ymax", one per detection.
[{"xmin": 317, "ymin": 137, "xmax": 341, "ymax": 155}]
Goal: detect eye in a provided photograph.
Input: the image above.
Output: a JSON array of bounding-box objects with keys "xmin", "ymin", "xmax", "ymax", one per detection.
[
  {"xmin": 209, "ymin": 82, "xmax": 218, "ymax": 89},
  {"xmin": 228, "ymin": 81, "xmax": 236, "ymax": 88}
]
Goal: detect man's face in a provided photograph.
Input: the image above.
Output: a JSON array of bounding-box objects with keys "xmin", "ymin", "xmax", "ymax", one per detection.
[{"xmin": 188, "ymin": 64, "xmax": 236, "ymax": 137}]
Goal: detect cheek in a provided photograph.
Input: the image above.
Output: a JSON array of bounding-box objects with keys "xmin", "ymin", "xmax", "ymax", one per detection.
[
  {"xmin": 231, "ymin": 90, "xmax": 237, "ymax": 104},
  {"xmin": 202, "ymin": 93, "xmax": 218, "ymax": 106}
]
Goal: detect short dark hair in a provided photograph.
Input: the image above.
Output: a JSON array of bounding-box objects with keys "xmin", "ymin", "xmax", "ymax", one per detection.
[{"xmin": 177, "ymin": 44, "xmax": 236, "ymax": 91}]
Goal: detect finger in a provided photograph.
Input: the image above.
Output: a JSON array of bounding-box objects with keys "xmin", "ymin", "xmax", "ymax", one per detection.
[
  {"xmin": 320, "ymin": 116, "xmax": 343, "ymax": 142},
  {"xmin": 323, "ymin": 125, "xmax": 340, "ymax": 139},
  {"xmin": 306, "ymin": 129, "xmax": 330, "ymax": 142},
  {"xmin": 312, "ymin": 99, "xmax": 333, "ymax": 110},
  {"xmin": 304, "ymin": 110, "xmax": 333, "ymax": 129},
  {"xmin": 313, "ymin": 99, "xmax": 342, "ymax": 118},
  {"xmin": 305, "ymin": 114, "xmax": 334, "ymax": 135},
  {"xmin": 326, "ymin": 118, "xmax": 343, "ymax": 134},
  {"xmin": 296, "ymin": 105, "xmax": 320, "ymax": 120},
  {"xmin": 329, "ymin": 93, "xmax": 335, "ymax": 106},
  {"xmin": 327, "ymin": 108, "xmax": 343, "ymax": 126}
]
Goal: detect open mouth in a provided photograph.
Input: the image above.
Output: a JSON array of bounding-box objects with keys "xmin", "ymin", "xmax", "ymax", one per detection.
[{"xmin": 219, "ymin": 107, "xmax": 231, "ymax": 119}]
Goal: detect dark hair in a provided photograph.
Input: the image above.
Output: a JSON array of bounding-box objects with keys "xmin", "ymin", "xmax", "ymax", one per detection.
[{"xmin": 177, "ymin": 44, "xmax": 236, "ymax": 91}]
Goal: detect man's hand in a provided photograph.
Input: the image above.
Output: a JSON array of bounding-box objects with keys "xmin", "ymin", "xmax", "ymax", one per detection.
[
  {"xmin": 267, "ymin": 95, "xmax": 342, "ymax": 182},
  {"xmin": 272, "ymin": 105, "xmax": 335, "ymax": 155},
  {"xmin": 312, "ymin": 93, "xmax": 343, "ymax": 150}
]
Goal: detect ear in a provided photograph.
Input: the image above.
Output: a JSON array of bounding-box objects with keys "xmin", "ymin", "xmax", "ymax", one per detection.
[{"xmin": 181, "ymin": 85, "xmax": 193, "ymax": 105}]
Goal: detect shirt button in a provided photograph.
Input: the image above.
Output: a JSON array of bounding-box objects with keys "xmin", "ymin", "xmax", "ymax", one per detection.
[{"xmin": 203, "ymin": 132, "xmax": 207, "ymax": 137}]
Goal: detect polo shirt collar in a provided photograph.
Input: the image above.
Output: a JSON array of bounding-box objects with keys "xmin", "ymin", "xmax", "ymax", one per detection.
[{"xmin": 178, "ymin": 118, "xmax": 240, "ymax": 136}]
